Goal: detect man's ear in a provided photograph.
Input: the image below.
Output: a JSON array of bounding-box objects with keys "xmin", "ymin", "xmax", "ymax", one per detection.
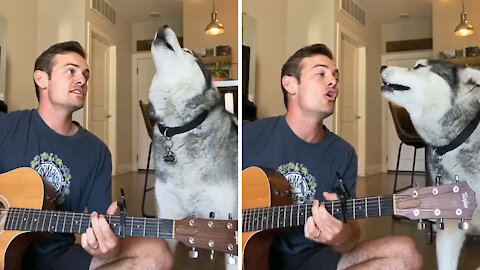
[
  {"xmin": 34, "ymin": 70, "xmax": 48, "ymax": 90},
  {"xmin": 282, "ymin": 75, "xmax": 298, "ymax": 95}
]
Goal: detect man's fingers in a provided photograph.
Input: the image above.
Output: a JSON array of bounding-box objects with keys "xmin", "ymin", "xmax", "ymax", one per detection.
[
  {"xmin": 90, "ymin": 212, "xmax": 108, "ymax": 245},
  {"xmin": 107, "ymin": 201, "xmax": 118, "ymax": 215},
  {"xmin": 323, "ymin": 191, "xmax": 339, "ymax": 201},
  {"xmin": 85, "ymin": 227, "xmax": 99, "ymax": 250}
]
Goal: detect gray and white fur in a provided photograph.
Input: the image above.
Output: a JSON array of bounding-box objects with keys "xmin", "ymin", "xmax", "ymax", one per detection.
[
  {"xmin": 381, "ymin": 59, "xmax": 480, "ymax": 270},
  {"xmin": 148, "ymin": 25, "xmax": 238, "ymax": 266}
]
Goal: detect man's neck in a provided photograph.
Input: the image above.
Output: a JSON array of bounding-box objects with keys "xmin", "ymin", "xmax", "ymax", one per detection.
[
  {"xmin": 38, "ymin": 105, "xmax": 78, "ymax": 136},
  {"xmin": 285, "ymin": 110, "xmax": 327, "ymax": 143}
]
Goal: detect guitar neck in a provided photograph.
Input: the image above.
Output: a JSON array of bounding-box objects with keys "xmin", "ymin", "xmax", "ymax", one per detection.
[
  {"xmin": 5, "ymin": 208, "xmax": 174, "ymax": 239},
  {"xmin": 242, "ymin": 195, "xmax": 394, "ymax": 232}
]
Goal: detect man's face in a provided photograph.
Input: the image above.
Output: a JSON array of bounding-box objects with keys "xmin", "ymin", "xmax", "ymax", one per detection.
[
  {"xmin": 294, "ymin": 54, "xmax": 339, "ymax": 117},
  {"xmin": 44, "ymin": 52, "xmax": 90, "ymax": 112}
]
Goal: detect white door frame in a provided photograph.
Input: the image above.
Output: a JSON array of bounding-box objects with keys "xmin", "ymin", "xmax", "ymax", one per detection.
[
  {"xmin": 86, "ymin": 21, "xmax": 117, "ymax": 174},
  {"xmin": 131, "ymin": 52, "xmax": 153, "ymax": 171},
  {"xmin": 334, "ymin": 23, "xmax": 367, "ymax": 176},
  {"xmin": 380, "ymin": 51, "xmax": 432, "ymax": 172}
]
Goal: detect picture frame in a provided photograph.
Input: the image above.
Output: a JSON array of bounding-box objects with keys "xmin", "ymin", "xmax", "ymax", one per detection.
[{"xmin": 464, "ymin": 46, "xmax": 480, "ymax": 57}]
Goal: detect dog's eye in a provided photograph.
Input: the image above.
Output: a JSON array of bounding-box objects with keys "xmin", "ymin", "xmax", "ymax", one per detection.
[{"xmin": 413, "ymin": 64, "xmax": 425, "ymax": 70}]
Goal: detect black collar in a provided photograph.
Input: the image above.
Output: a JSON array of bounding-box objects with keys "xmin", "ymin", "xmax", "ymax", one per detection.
[
  {"xmin": 157, "ymin": 110, "xmax": 209, "ymax": 138},
  {"xmin": 433, "ymin": 110, "xmax": 480, "ymax": 156}
]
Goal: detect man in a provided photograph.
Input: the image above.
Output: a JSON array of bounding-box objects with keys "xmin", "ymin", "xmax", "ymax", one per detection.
[
  {"xmin": 0, "ymin": 41, "xmax": 173, "ymax": 269},
  {"xmin": 243, "ymin": 44, "xmax": 423, "ymax": 269}
]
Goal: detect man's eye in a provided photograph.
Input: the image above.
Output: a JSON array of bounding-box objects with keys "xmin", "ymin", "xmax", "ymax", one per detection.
[
  {"xmin": 67, "ymin": 69, "xmax": 74, "ymax": 74},
  {"xmin": 413, "ymin": 64, "xmax": 425, "ymax": 70}
]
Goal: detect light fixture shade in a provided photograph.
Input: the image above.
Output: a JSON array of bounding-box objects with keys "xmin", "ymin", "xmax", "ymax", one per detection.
[
  {"xmin": 205, "ymin": 10, "xmax": 225, "ymax": 35},
  {"xmin": 455, "ymin": 11, "xmax": 475, "ymax": 36}
]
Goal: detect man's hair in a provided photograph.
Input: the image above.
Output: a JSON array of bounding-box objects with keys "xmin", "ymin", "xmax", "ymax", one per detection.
[
  {"xmin": 281, "ymin": 44, "xmax": 333, "ymax": 108},
  {"xmin": 34, "ymin": 41, "xmax": 86, "ymax": 101}
]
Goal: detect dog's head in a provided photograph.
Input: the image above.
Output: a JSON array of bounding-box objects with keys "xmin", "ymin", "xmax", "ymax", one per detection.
[
  {"xmin": 149, "ymin": 26, "xmax": 220, "ymax": 124},
  {"xmin": 380, "ymin": 59, "xmax": 480, "ymax": 142}
]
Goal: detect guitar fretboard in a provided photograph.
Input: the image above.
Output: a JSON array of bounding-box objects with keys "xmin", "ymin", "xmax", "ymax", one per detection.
[
  {"xmin": 242, "ymin": 196, "xmax": 394, "ymax": 232},
  {"xmin": 5, "ymin": 208, "xmax": 174, "ymax": 239}
]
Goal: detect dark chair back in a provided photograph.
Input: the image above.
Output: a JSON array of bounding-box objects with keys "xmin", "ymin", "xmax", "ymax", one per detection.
[
  {"xmin": 388, "ymin": 102, "xmax": 424, "ymax": 147},
  {"xmin": 139, "ymin": 100, "xmax": 154, "ymax": 140}
]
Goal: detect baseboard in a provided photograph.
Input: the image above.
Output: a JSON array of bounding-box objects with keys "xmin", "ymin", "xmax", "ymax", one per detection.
[
  {"xmin": 365, "ymin": 164, "xmax": 382, "ymax": 175},
  {"xmin": 115, "ymin": 163, "xmax": 133, "ymax": 175}
]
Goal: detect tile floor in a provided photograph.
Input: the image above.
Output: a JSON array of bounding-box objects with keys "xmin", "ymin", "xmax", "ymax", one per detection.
[{"xmin": 112, "ymin": 171, "xmax": 480, "ymax": 270}]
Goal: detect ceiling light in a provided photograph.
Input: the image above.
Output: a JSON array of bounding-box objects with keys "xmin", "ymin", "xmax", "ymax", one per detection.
[
  {"xmin": 454, "ymin": 0, "xmax": 475, "ymax": 36},
  {"xmin": 204, "ymin": 0, "xmax": 225, "ymax": 35}
]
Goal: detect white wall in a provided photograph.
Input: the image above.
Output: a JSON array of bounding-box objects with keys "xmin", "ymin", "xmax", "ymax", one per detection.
[
  {"xmin": 0, "ymin": 0, "xmax": 38, "ymax": 111},
  {"xmin": 37, "ymin": 0, "xmax": 87, "ymax": 124},
  {"xmin": 382, "ymin": 21, "xmax": 432, "ymax": 54}
]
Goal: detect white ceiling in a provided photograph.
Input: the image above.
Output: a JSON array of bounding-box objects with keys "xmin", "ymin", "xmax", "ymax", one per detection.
[
  {"xmin": 108, "ymin": 0, "xmax": 182, "ymax": 23},
  {"xmin": 355, "ymin": 0, "xmax": 433, "ymax": 24},
  {"xmin": 109, "ymin": 0, "xmax": 434, "ymax": 25}
]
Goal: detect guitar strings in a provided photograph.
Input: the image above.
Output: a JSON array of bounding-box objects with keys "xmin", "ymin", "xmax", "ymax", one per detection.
[{"xmin": 5, "ymin": 208, "xmax": 174, "ymax": 238}]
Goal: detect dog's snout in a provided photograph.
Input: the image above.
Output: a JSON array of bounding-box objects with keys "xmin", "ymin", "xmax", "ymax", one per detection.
[{"xmin": 380, "ymin": 66, "xmax": 387, "ymax": 73}]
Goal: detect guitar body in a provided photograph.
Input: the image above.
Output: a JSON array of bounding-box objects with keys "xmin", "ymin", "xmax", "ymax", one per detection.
[
  {"xmin": 242, "ymin": 167, "xmax": 292, "ymax": 270},
  {"xmin": 0, "ymin": 168, "xmax": 48, "ymax": 270}
]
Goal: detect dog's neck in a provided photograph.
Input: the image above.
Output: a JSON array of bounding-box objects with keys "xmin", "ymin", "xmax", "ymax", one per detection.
[{"xmin": 415, "ymin": 100, "xmax": 480, "ymax": 146}]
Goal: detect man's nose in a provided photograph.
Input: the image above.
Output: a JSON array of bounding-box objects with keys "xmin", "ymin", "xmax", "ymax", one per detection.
[
  {"xmin": 327, "ymin": 73, "xmax": 337, "ymax": 87},
  {"xmin": 76, "ymin": 74, "xmax": 86, "ymax": 85}
]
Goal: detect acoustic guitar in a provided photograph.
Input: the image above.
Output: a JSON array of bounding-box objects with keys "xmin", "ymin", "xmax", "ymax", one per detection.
[
  {"xmin": 0, "ymin": 167, "xmax": 238, "ymax": 270},
  {"xmin": 242, "ymin": 166, "xmax": 476, "ymax": 270}
]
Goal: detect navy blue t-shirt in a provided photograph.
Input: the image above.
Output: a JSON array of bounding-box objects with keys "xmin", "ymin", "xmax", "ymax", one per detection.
[
  {"xmin": 0, "ymin": 110, "xmax": 111, "ymax": 265},
  {"xmin": 242, "ymin": 116, "xmax": 357, "ymax": 254}
]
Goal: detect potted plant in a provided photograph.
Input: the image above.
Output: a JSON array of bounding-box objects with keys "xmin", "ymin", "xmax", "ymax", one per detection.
[{"xmin": 213, "ymin": 62, "xmax": 229, "ymax": 81}]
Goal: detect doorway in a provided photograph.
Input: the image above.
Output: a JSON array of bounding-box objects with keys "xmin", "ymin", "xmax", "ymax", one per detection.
[{"xmin": 86, "ymin": 22, "xmax": 117, "ymax": 173}]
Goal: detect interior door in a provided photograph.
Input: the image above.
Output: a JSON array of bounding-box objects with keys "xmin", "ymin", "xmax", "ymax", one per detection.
[
  {"xmin": 89, "ymin": 36, "xmax": 110, "ymax": 145},
  {"xmin": 136, "ymin": 57, "xmax": 156, "ymax": 170},
  {"xmin": 337, "ymin": 36, "xmax": 359, "ymax": 152}
]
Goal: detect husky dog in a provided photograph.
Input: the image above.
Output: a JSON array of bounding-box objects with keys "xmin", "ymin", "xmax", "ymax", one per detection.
[
  {"xmin": 380, "ymin": 59, "xmax": 480, "ymax": 270},
  {"xmin": 148, "ymin": 25, "xmax": 238, "ymax": 265}
]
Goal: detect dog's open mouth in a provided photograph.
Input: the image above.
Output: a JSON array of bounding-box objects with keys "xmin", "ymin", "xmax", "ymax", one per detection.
[{"xmin": 381, "ymin": 82, "xmax": 410, "ymax": 92}]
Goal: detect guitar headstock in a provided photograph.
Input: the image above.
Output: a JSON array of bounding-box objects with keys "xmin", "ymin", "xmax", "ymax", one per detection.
[
  {"xmin": 174, "ymin": 216, "xmax": 238, "ymax": 256},
  {"xmin": 395, "ymin": 181, "xmax": 476, "ymax": 220}
]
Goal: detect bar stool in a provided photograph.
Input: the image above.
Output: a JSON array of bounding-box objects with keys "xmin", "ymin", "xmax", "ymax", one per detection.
[
  {"xmin": 389, "ymin": 102, "xmax": 426, "ymax": 194},
  {"xmin": 139, "ymin": 100, "xmax": 155, "ymax": 218}
]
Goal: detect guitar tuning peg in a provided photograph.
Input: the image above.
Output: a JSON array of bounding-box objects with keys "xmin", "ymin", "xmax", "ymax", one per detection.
[
  {"xmin": 227, "ymin": 254, "xmax": 237, "ymax": 265},
  {"xmin": 438, "ymin": 218, "xmax": 445, "ymax": 230},
  {"xmin": 210, "ymin": 250, "xmax": 215, "ymax": 260},
  {"xmin": 458, "ymin": 219, "xmax": 469, "ymax": 230},
  {"xmin": 455, "ymin": 175, "xmax": 459, "ymax": 183},
  {"xmin": 210, "ymin": 212, "xmax": 215, "ymax": 219},
  {"xmin": 417, "ymin": 219, "xmax": 426, "ymax": 230},
  {"xmin": 189, "ymin": 247, "xmax": 199, "ymax": 259}
]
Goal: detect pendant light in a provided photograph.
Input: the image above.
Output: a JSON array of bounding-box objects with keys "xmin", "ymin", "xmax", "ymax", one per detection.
[
  {"xmin": 204, "ymin": 0, "xmax": 225, "ymax": 35},
  {"xmin": 454, "ymin": 0, "xmax": 475, "ymax": 36}
]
